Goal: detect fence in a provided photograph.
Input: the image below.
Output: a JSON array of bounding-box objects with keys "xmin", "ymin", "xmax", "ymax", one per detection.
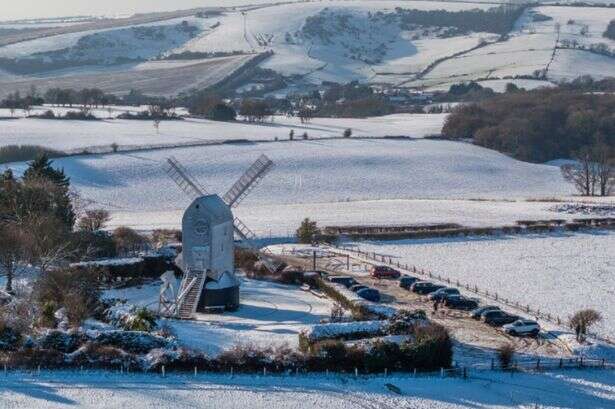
[{"xmin": 325, "ymin": 244, "xmax": 615, "ymax": 346}]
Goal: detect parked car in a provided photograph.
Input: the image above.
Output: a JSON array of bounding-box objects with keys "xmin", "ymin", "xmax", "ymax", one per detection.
[
  {"xmin": 470, "ymin": 305, "xmax": 501, "ymax": 320},
  {"xmin": 503, "ymin": 319, "xmax": 540, "ymax": 336},
  {"xmin": 410, "ymin": 281, "xmax": 445, "ymax": 295},
  {"xmin": 427, "ymin": 287, "xmax": 460, "ymax": 301},
  {"xmin": 350, "ymin": 284, "xmax": 369, "ymax": 293},
  {"xmin": 357, "ymin": 288, "xmax": 380, "ymax": 302},
  {"xmin": 370, "ymin": 265, "xmax": 401, "ymax": 279},
  {"xmin": 443, "ymin": 295, "xmax": 479, "ymax": 310},
  {"xmin": 328, "ymin": 276, "xmax": 357, "ymax": 288},
  {"xmin": 399, "ymin": 276, "xmax": 418, "ymax": 289},
  {"xmin": 482, "ymin": 310, "xmax": 519, "ymax": 326}
]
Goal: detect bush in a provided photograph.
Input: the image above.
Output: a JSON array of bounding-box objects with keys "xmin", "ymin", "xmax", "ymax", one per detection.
[
  {"xmin": 0, "ymin": 145, "xmax": 64, "ymax": 165},
  {"xmin": 112, "ymin": 226, "xmax": 149, "ymax": 256},
  {"xmin": 343, "ymin": 128, "xmax": 352, "ymax": 138},
  {"xmin": 497, "ymin": 343, "xmax": 515, "ymax": 369},
  {"xmin": 69, "ymin": 230, "xmax": 116, "ymax": 260},
  {"xmin": 401, "ymin": 323, "xmax": 453, "ymax": 371},
  {"xmin": 34, "ymin": 267, "xmax": 100, "ymax": 327},
  {"xmin": 570, "ymin": 309, "xmax": 603, "ymax": 341}
]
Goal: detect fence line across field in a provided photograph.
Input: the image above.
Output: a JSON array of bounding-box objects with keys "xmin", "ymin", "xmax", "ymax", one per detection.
[{"xmin": 325, "ymin": 244, "xmax": 615, "ymax": 346}]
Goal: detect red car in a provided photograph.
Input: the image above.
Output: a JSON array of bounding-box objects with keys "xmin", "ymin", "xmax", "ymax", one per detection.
[{"xmin": 370, "ymin": 265, "xmax": 401, "ymax": 279}]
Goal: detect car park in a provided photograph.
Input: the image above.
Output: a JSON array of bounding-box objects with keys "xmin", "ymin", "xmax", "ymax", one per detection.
[
  {"xmin": 357, "ymin": 288, "xmax": 380, "ymax": 302},
  {"xmin": 399, "ymin": 276, "xmax": 419, "ymax": 289},
  {"xmin": 470, "ymin": 305, "xmax": 501, "ymax": 320},
  {"xmin": 350, "ymin": 284, "xmax": 369, "ymax": 293},
  {"xmin": 370, "ymin": 265, "xmax": 401, "ymax": 279},
  {"xmin": 410, "ymin": 281, "xmax": 445, "ymax": 294},
  {"xmin": 327, "ymin": 276, "xmax": 358, "ymax": 288},
  {"xmin": 482, "ymin": 310, "xmax": 519, "ymax": 326},
  {"xmin": 503, "ymin": 319, "xmax": 540, "ymax": 336},
  {"xmin": 427, "ymin": 287, "xmax": 460, "ymax": 301},
  {"xmin": 443, "ymin": 295, "xmax": 479, "ymax": 310}
]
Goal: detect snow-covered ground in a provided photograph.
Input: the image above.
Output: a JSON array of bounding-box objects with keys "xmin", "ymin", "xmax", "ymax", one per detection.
[
  {"xmin": 1, "ymin": 369, "xmax": 614, "ymax": 408},
  {"xmin": 7, "ymin": 138, "xmax": 575, "ymax": 209},
  {"xmin": 106, "ymin": 276, "xmax": 333, "ymax": 355},
  {"xmin": 347, "ymin": 230, "xmax": 615, "ymax": 339},
  {"xmin": 0, "ymin": 113, "xmax": 446, "ymax": 151}
]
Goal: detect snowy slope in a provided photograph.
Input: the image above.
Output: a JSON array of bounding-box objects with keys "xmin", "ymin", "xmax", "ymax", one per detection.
[
  {"xmin": 0, "ymin": 113, "xmax": 446, "ymax": 151},
  {"xmin": 10, "ymin": 138, "xmax": 577, "ymax": 214},
  {"xmin": 350, "ymin": 231, "xmax": 615, "ymax": 338},
  {"xmin": 2, "ymin": 369, "xmax": 615, "ymax": 408}
]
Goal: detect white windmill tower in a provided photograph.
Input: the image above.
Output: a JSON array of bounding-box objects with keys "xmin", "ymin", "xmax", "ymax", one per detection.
[{"xmin": 159, "ymin": 154, "xmax": 279, "ymax": 319}]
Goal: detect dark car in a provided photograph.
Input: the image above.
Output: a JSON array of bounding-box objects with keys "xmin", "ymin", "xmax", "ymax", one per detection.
[
  {"xmin": 350, "ymin": 284, "xmax": 369, "ymax": 293},
  {"xmin": 399, "ymin": 276, "xmax": 419, "ymax": 289},
  {"xmin": 470, "ymin": 305, "xmax": 501, "ymax": 320},
  {"xmin": 482, "ymin": 310, "xmax": 519, "ymax": 326},
  {"xmin": 444, "ymin": 295, "xmax": 479, "ymax": 310},
  {"xmin": 427, "ymin": 287, "xmax": 460, "ymax": 301},
  {"xmin": 328, "ymin": 276, "xmax": 357, "ymax": 288},
  {"xmin": 370, "ymin": 265, "xmax": 401, "ymax": 279},
  {"xmin": 410, "ymin": 281, "xmax": 445, "ymax": 295},
  {"xmin": 357, "ymin": 288, "xmax": 380, "ymax": 302}
]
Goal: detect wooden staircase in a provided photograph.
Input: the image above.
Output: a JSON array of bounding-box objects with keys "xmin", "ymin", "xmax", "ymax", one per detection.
[{"xmin": 176, "ymin": 271, "xmax": 205, "ymax": 319}]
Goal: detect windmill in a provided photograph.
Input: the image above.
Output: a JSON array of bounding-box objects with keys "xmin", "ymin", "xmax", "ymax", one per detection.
[{"xmin": 160, "ymin": 154, "xmax": 279, "ymax": 319}]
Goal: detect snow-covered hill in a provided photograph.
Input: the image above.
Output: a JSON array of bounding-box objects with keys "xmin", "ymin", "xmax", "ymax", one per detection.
[{"xmin": 0, "ymin": 2, "xmax": 613, "ymax": 95}]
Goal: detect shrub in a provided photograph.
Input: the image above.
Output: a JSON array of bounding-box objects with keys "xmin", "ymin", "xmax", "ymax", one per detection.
[
  {"xmin": 0, "ymin": 321, "xmax": 22, "ymax": 351},
  {"xmin": 38, "ymin": 301, "xmax": 57, "ymax": 328},
  {"xmin": 402, "ymin": 323, "xmax": 453, "ymax": 371},
  {"xmin": 112, "ymin": 226, "xmax": 149, "ymax": 256},
  {"xmin": 570, "ymin": 309, "xmax": 603, "ymax": 341},
  {"xmin": 330, "ymin": 303, "xmax": 345, "ymax": 323},
  {"xmin": 343, "ymin": 128, "xmax": 352, "ymax": 138},
  {"xmin": 497, "ymin": 343, "xmax": 515, "ymax": 369},
  {"xmin": 34, "ymin": 267, "xmax": 100, "ymax": 326},
  {"xmin": 123, "ymin": 307, "xmax": 157, "ymax": 332},
  {"xmin": 235, "ymin": 248, "xmax": 259, "ymax": 272},
  {"xmin": 0, "ymin": 145, "xmax": 64, "ymax": 164},
  {"xmin": 69, "ymin": 230, "xmax": 116, "ymax": 260}
]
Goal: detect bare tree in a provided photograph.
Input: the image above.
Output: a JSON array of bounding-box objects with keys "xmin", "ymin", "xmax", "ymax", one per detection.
[
  {"xmin": 0, "ymin": 223, "xmax": 28, "ymax": 294},
  {"xmin": 570, "ymin": 309, "xmax": 603, "ymax": 342},
  {"xmin": 593, "ymin": 143, "xmax": 615, "ymax": 196},
  {"xmin": 560, "ymin": 147, "xmax": 599, "ymax": 196},
  {"xmin": 77, "ymin": 209, "xmax": 111, "ymax": 232}
]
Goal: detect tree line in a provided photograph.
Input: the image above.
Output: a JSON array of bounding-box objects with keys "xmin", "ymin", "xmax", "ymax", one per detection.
[
  {"xmin": 442, "ymin": 87, "xmax": 615, "ymax": 195},
  {"xmin": 394, "ymin": 5, "xmax": 527, "ymax": 35}
]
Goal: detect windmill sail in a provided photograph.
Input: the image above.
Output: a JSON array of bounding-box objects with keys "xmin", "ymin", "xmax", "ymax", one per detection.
[
  {"xmin": 165, "ymin": 156, "xmax": 207, "ymax": 199},
  {"xmin": 222, "ymin": 154, "xmax": 274, "ymax": 208}
]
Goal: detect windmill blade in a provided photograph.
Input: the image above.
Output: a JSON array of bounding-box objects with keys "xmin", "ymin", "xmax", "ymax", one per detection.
[
  {"xmin": 165, "ymin": 156, "xmax": 207, "ymax": 200},
  {"xmin": 233, "ymin": 216, "xmax": 280, "ymax": 272},
  {"xmin": 223, "ymin": 154, "xmax": 274, "ymax": 208}
]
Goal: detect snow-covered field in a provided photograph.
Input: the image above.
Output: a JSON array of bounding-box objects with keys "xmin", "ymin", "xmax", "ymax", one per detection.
[
  {"xmin": 2, "ymin": 369, "xmax": 614, "ymax": 408},
  {"xmin": 2, "ymin": 2, "xmax": 613, "ymax": 95},
  {"xmin": 0, "ymin": 113, "xmax": 446, "ymax": 151},
  {"xmin": 0, "ymin": 54, "xmax": 254, "ymax": 99},
  {"xmin": 106, "ymin": 276, "xmax": 333, "ymax": 355},
  {"xmin": 348, "ymin": 230, "xmax": 615, "ymax": 339}
]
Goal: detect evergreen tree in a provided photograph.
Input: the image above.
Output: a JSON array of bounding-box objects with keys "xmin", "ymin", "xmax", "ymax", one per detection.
[
  {"xmin": 23, "ymin": 154, "xmax": 70, "ymax": 188},
  {"xmin": 21, "ymin": 155, "xmax": 75, "ymax": 230}
]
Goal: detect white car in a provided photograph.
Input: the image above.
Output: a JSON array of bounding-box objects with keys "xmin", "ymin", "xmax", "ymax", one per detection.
[{"xmin": 502, "ymin": 319, "xmax": 540, "ymax": 336}]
